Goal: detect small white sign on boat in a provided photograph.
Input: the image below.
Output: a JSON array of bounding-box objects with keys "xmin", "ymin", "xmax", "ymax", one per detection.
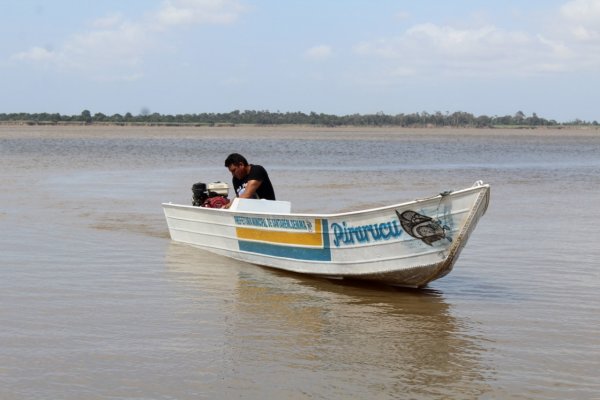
[{"xmin": 162, "ymin": 181, "xmax": 490, "ymax": 287}]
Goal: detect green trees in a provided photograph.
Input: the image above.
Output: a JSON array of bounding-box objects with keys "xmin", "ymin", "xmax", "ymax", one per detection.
[
  {"xmin": 80, "ymin": 109, "xmax": 92, "ymax": 124},
  {"xmin": 0, "ymin": 110, "xmax": 595, "ymax": 127}
]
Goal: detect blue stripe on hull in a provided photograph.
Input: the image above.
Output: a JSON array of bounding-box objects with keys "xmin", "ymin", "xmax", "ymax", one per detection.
[
  {"xmin": 238, "ymin": 241, "xmax": 332, "ymax": 261},
  {"xmin": 238, "ymin": 219, "xmax": 331, "ymax": 261}
]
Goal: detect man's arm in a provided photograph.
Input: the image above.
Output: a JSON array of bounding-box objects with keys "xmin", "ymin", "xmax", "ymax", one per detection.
[
  {"xmin": 221, "ymin": 179, "xmax": 261, "ymax": 209},
  {"xmin": 238, "ymin": 179, "xmax": 261, "ymax": 199}
]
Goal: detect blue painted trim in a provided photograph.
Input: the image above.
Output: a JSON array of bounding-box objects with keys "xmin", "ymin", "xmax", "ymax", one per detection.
[{"xmin": 238, "ymin": 220, "xmax": 331, "ymax": 261}]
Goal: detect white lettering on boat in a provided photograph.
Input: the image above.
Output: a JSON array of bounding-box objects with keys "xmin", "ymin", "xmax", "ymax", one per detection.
[{"xmin": 234, "ymin": 216, "xmax": 311, "ymax": 231}]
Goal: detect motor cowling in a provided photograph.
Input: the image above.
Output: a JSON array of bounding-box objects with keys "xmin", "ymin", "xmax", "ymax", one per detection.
[
  {"xmin": 202, "ymin": 196, "xmax": 229, "ymax": 208},
  {"xmin": 191, "ymin": 182, "xmax": 230, "ymax": 208}
]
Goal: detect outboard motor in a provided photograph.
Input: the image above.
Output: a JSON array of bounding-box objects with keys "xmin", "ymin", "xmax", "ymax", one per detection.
[
  {"xmin": 191, "ymin": 181, "xmax": 230, "ymax": 208},
  {"xmin": 191, "ymin": 183, "xmax": 208, "ymax": 206}
]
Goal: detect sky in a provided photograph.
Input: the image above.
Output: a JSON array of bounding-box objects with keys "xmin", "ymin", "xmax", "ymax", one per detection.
[{"xmin": 1, "ymin": 0, "xmax": 599, "ymax": 122}]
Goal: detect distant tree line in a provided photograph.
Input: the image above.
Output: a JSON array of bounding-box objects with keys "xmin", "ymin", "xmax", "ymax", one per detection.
[{"xmin": 0, "ymin": 109, "xmax": 597, "ymax": 127}]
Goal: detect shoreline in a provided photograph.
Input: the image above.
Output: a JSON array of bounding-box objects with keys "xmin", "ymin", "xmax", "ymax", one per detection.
[
  {"xmin": 1, "ymin": 122, "xmax": 598, "ymax": 140},
  {"xmin": 1, "ymin": 120, "xmax": 597, "ymax": 129}
]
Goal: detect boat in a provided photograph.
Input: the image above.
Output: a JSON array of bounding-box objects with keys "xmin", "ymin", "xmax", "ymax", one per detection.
[{"xmin": 162, "ymin": 181, "xmax": 490, "ymax": 287}]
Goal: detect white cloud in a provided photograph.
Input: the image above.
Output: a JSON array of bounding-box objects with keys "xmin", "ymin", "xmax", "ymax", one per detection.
[
  {"xmin": 571, "ymin": 26, "xmax": 600, "ymax": 40},
  {"xmin": 560, "ymin": 0, "xmax": 600, "ymax": 22},
  {"xmin": 305, "ymin": 45, "xmax": 332, "ymax": 60},
  {"xmin": 91, "ymin": 13, "xmax": 125, "ymax": 29},
  {"xmin": 354, "ymin": 24, "xmax": 540, "ymax": 77},
  {"xmin": 155, "ymin": 0, "xmax": 245, "ymax": 27},
  {"xmin": 10, "ymin": 0, "xmax": 246, "ymax": 80},
  {"xmin": 353, "ymin": 1, "xmax": 600, "ymax": 82},
  {"xmin": 12, "ymin": 46, "xmax": 55, "ymax": 62},
  {"xmin": 560, "ymin": 0, "xmax": 600, "ymax": 42},
  {"xmin": 394, "ymin": 11, "xmax": 410, "ymax": 21}
]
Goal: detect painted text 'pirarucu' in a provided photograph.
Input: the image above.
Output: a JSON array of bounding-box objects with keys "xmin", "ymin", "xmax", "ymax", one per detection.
[{"xmin": 331, "ymin": 219, "xmax": 402, "ymax": 247}]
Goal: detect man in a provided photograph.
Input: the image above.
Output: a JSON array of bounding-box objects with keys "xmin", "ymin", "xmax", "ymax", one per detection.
[{"xmin": 224, "ymin": 153, "xmax": 275, "ymax": 202}]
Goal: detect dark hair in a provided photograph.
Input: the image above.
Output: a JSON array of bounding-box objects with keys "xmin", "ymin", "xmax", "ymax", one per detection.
[{"xmin": 224, "ymin": 153, "xmax": 248, "ymax": 167}]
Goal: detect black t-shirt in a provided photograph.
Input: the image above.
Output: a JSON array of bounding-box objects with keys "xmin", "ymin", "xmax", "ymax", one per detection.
[{"xmin": 232, "ymin": 164, "xmax": 276, "ymax": 200}]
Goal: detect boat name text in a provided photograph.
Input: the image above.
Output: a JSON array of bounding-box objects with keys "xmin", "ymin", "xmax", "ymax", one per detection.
[{"xmin": 331, "ymin": 219, "xmax": 402, "ymax": 247}]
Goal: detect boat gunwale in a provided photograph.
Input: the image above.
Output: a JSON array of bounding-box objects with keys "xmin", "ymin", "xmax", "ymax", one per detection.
[{"xmin": 162, "ymin": 183, "xmax": 489, "ymax": 219}]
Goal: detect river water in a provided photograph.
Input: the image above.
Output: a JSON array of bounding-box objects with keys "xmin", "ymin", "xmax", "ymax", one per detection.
[{"xmin": 1, "ymin": 125, "xmax": 599, "ymax": 399}]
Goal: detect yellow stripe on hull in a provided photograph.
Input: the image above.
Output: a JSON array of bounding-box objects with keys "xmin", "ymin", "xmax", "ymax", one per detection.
[{"xmin": 236, "ymin": 219, "xmax": 323, "ymax": 247}]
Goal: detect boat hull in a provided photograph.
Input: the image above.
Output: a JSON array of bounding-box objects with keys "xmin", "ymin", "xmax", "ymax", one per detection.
[{"xmin": 162, "ymin": 182, "xmax": 489, "ymax": 287}]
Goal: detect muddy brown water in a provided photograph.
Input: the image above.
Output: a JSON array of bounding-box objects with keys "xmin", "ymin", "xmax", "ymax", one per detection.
[{"xmin": 1, "ymin": 125, "xmax": 599, "ymax": 399}]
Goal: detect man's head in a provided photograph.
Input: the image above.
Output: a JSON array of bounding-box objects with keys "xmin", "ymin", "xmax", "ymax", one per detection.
[{"xmin": 225, "ymin": 153, "xmax": 249, "ymax": 180}]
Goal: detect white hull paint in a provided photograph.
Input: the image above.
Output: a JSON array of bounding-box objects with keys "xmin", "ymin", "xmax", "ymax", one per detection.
[{"xmin": 162, "ymin": 182, "xmax": 490, "ymax": 287}]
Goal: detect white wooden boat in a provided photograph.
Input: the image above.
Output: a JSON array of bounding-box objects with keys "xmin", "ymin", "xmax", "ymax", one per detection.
[{"xmin": 162, "ymin": 181, "xmax": 490, "ymax": 287}]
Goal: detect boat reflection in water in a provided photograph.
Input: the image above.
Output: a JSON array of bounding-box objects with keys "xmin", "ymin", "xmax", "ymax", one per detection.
[{"xmin": 165, "ymin": 242, "xmax": 493, "ymax": 398}]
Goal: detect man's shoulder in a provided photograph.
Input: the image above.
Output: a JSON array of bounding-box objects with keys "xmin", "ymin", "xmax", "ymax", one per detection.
[{"xmin": 249, "ymin": 164, "xmax": 268, "ymax": 176}]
